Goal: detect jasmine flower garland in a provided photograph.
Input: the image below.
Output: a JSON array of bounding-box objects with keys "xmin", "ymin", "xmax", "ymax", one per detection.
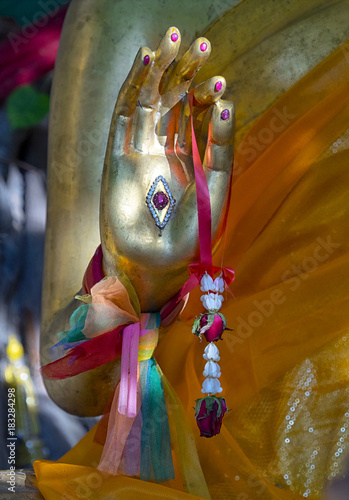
[{"xmin": 192, "ymin": 273, "xmax": 230, "ymax": 437}]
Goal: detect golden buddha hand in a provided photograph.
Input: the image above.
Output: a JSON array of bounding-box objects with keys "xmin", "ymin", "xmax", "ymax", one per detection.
[
  {"xmin": 100, "ymin": 27, "xmax": 235, "ymax": 312},
  {"xmin": 42, "ymin": 27, "xmax": 234, "ymax": 416}
]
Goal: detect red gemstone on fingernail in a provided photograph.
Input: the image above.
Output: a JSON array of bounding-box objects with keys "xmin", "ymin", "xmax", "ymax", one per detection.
[
  {"xmin": 144, "ymin": 55, "xmax": 150, "ymax": 65},
  {"xmin": 215, "ymin": 81, "xmax": 222, "ymax": 92},
  {"xmin": 171, "ymin": 32, "xmax": 179, "ymax": 42},
  {"xmin": 221, "ymin": 109, "xmax": 230, "ymax": 120},
  {"xmin": 200, "ymin": 42, "xmax": 208, "ymax": 52}
]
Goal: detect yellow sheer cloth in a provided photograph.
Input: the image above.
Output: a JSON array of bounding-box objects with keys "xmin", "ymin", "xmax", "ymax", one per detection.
[{"xmin": 34, "ymin": 40, "xmax": 349, "ymax": 499}]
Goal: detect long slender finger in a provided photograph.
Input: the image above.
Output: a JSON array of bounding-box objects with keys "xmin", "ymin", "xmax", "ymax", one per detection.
[
  {"xmin": 133, "ymin": 27, "xmax": 181, "ymax": 152},
  {"xmin": 203, "ymin": 100, "xmax": 234, "ymax": 242},
  {"xmin": 176, "ymin": 77, "xmax": 226, "ymax": 155},
  {"xmin": 114, "ymin": 46, "xmax": 154, "ymax": 118},
  {"xmin": 161, "ymin": 37, "xmax": 211, "ymax": 111},
  {"xmin": 140, "ymin": 27, "xmax": 181, "ymax": 107},
  {"xmin": 204, "ymin": 99, "xmax": 235, "ymax": 173},
  {"xmin": 107, "ymin": 46, "xmax": 154, "ymax": 155}
]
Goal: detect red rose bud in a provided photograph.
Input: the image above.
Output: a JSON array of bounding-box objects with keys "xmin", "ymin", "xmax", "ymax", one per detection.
[
  {"xmin": 193, "ymin": 312, "xmax": 226, "ymax": 342},
  {"xmin": 195, "ymin": 396, "xmax": 227, "ymax": 438}
]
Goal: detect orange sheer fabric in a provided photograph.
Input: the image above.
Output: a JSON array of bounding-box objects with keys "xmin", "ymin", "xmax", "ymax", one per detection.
[
  {"xmin": 157, "ymin": 41, "xmax": 349, "ymax": 498},
  {"xmin": 34, "ymin": 40, "xmax": 349, "ymax": 500}
]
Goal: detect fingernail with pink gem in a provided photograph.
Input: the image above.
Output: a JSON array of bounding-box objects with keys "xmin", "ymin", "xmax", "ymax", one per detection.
[
  {"xmin": 221, "ymin": 109, "xmax": 230, "ymax": 121},
  {"xmin": 171, "ymin": 32, "xmax": 179, "ymax": 42}
]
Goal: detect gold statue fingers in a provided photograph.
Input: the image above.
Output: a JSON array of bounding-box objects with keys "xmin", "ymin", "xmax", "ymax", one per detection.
[
  {"xmin": 110, "ymin": 46, "xmax": 154, "ymax": 154},
  {"xmin": 140, "ymin": 26, "xmax": 181, "ymax": 107},
  {"xmin": 204, "ymin": 99, "xmax": 235, "ymax": 171},
  {"xmin": 114, "ymin": 46, "xmax": 154, "ymax": 118},
  {"xmin": 177, "ymin": 76, "xmax": 227, "ymax": 156},
  {"xmin": 133, "ymin": 27, "xmax": 181, "ymax": 152},
  {"xmin": 161, "ymin": 37, "xmax": 212, "ymax": 111},
  {"xmin": 193, "ymin": 76, "xmax": 227, "ymax": 106}
]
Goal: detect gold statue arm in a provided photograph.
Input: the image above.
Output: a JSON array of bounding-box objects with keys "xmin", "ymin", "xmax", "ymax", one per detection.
[{"xmin": 41, "ymin": 28, "xmax": 234, "ymax": 415}]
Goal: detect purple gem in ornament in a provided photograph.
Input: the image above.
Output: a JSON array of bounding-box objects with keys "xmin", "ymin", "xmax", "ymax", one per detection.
[
  {"xmin": 221, "ymin": 109, "xmax": 230, "ymax": 121},
  {"xmin": 146, "ymin": 175, "xmax": 176, "ymax": 231},
  {"xmin": 171, "ymin": 32, "xmax": 179, "ymax": 42},
  {"xmin": 153, "ymin": 191, "xmax": 169, "ymax": 210},
  {"xmin": 143, "ymin": 54, "xmax": 150, "ymax": 66}
]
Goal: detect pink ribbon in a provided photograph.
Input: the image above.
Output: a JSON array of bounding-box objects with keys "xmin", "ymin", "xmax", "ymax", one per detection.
[
  {"xmin": 188, "ymin": 92, "xmax": 213, "ymax": 269},
  {"xmin": 118, "ymin": 323, "xmax": 140, "ymax": 417},
  {"xmin": 118, "ymin": 318, "xmax": 151, "ymax": 418},
  {"xmin": 188, "ymin": 263, "xmax": 235, "ymax": 285},
  {"xmin": 161, "ymin": 95, "xmax": 235, "ymax": 319}
]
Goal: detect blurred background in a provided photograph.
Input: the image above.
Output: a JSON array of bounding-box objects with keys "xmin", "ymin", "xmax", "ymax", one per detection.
[{"xmin": 0, "ymin": 0, "xmax": 97, "ymax": 470}]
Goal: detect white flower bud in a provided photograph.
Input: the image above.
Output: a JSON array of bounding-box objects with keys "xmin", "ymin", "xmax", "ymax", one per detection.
[
  {"xmin": 201, "ymin": 292, "xmax": 224, "ymax": 311},
  {"xmin": 201, "ymin": 377, "xmax": 223, "ymax": 395},
  {"xmin": 200, "ymin": 293, "xmax": 213, "ymax": 310},
  {"xmin": 200, "ymin": 273, "xmax": 214, "ymax": 292},
  {"xmin": 212, "ymin": 276, "xmax": 225, "ymax": 293},
  {"xmin": 203, "ymin": 360, "xmax": 221, "ymax": 378},
  {"xmin": 203, "ymin": 342, "xmax": 220, "ymax": 361}
]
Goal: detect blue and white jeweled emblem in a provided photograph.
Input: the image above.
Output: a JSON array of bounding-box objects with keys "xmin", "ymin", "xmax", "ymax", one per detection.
[{"xmin": 146, "ymin": 175, "xmax": 175, "ymax": 232}]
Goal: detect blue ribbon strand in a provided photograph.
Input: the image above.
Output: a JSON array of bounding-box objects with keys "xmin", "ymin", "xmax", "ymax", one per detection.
[
  {"xmin": 140, "ymin": 357, "xmax": 175, "ymax": 482},
  {"xmin": 49, "ymin": 304, "xmax": 89, "ymax": 359}
]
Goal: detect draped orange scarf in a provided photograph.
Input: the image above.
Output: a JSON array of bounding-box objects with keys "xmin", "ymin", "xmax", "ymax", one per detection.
[{"xmin": 34, "ymin": 39, "xmax": 349, "ymax": 499}]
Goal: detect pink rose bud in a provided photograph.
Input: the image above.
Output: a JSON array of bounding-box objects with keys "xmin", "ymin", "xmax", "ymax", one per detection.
[
  {"xmin": 195, "ymin": 396, "xmax": 227, "ymax": 438},
  {"xmin": 200, "ymin": 313, "xmax": 226, "ymax": 342}
]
